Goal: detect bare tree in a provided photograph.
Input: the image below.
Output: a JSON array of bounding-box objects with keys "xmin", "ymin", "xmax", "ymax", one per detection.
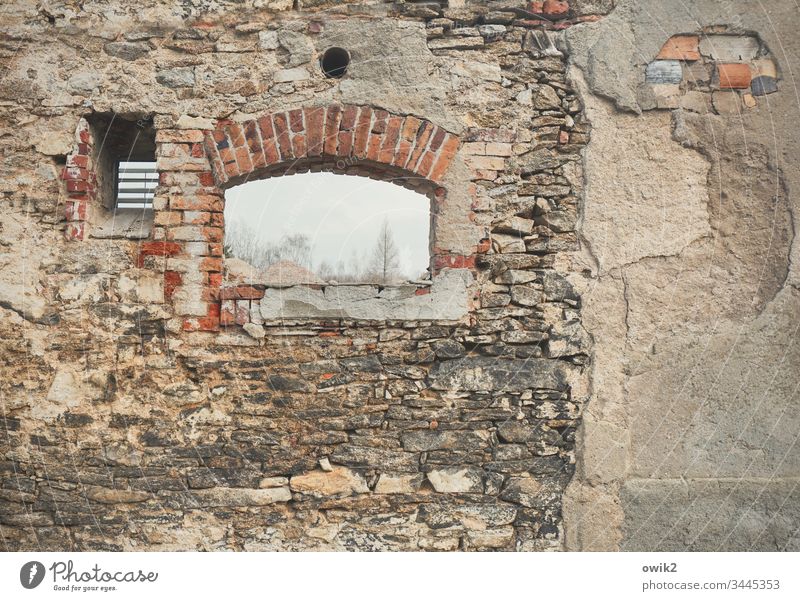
[
  {"xmin": 224, "ymin": 219, "xmax": 313, "ymax": 269},
  {"xmin": 367, "ymin": 219, "xmax": 400, "ymax": 285}
]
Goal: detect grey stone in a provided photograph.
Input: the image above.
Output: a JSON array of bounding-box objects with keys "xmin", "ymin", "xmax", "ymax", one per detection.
[
  {"xmin": 401, "ymin": 430, "xmax": 487, "ymax": 452},
  {"xmin": 278, "ymin": 30, "xmax": 314, "ymax": 67},
  {"xmin": 156, "ymin": 67, "xmax": 195, "ymax": 88},
  {"xmin": 645, "ymin": 60, "xmax": 682, "ymax": 84},
  {"xmin": 750, "ymin": 75, "xmax": 778, "ymax": 96},
  {"xmin": 104, "ymin": 41, "xmax": 151, "ymax": 61},
  {"xmin": 429, "ymin": 357, "xmax": 572, "ymax": 392}
]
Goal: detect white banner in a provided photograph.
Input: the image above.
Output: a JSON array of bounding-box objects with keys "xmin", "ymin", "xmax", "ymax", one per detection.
[{"xmin": 1, "ymin": 552, "xmax": 797, "ymax": 600}]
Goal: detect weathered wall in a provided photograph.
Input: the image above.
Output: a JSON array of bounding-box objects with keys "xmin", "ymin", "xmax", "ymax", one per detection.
[
  {"xmin": 563, "ymin": 0, "xmax": 800, "ymax": 551},
  {"xmin": 1, "ymin": 0, "xmax": 599, "ymax": 551},
  {"xmin": 1, "ymin": 0, "xmax": 797, "ymax": 552}
]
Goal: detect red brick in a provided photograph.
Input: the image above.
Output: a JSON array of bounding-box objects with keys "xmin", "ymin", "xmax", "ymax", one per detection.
[
  {"xmin": 137, "ymin": 241, "xmax": 183, "ymax": 267},
  {"xmin": 202, "ymin": 227, "xmax": 224, "ymax": 243},
  {"xmin": 199, "ymin": 171, "xmax": 216, "ymax": 187},
  {"xmin": 219, "ymin": 285, "xmax": 266, "ymax": 300},
  {"xmin": 62, "ymin": 166, "xmax": 89, "ymax": 181},
  {"xmin": 65, "ymin": 222, "xmax": 85, "ymax": 241},
  {"xmin": 272, "ymin": 112, "xmax": 293, "ymax": 160},
  {"xmin": 200, "ymin": 257, "xmax": 223, "ymax": 272},
  {"xmin": 68, "ymin": 154, "xmax": 89, "ymax": 168},
  {"xmin": 65, "ymin": 199, "xmax": 87, "ymax": 221},
  {"xmin": 433, "ymin": 254, "xmax": 476, "ymax": 271},
  {"xmin": 353, "ymin": 107, "xmax": 372, "ymax": 159},
  {"xmin": 429, "ymin": 127, "xmax": 447, "ymax": 152},
  {"xmin": 406, "ymin": 121, "xmax": 434, "ymax": 171},
  {"xmin": 163, "ymin": 271, "xmax": 182, "ymax": 300},
  {"xmin": 243, "ymin": 120, "xmax": 266, "ymax": 168},
  {"xmin": 380, "ymin": 116, "xmax": 403, "ymax": 164},
  {"xmin": 305, "ymin": 107, "xmax": 325, "ymax": 157},
  {"xmin": 656, "ymin": 35, "xmax": 700, "ymax": 61},
  {"xmin": 718, "ymin": 63, "xmax": 752, "ymax": 89},
  {"xmin": 367, "ymin": 133, "xmax": 383, "ymax": 161},
  {"xmin": 324, "ymin": 105, "xmax": 342, "ymax": 155},
  {"xmin": 289, "ymin": 108, "xmax": 304, "ymax": 133},
  {"xmin": 429, "ymin": 134, "xmax": 460, "ymax": 182},
  {"xmin": 234, "ymin": 145, "xmax": 253, "ymax": 173},
  {"xmin": 66, "ymin": 179, "xmax": 91, "ymax": 193},
  {"xmin": 184, "ymin": 303, "xmax": 221, "ymax": 332},
  {"xmin": 235, "ymin": 301, "xmax": 249, "ymax": 325},
  {"xmin": 371, "ymin": 109, "xmax": 388, "ymax": 134},
  {"xmin": 415, "ymin": 150, "xmax": 436, "ymax": 178},
  {"xmin": 338, "ymin": 130, "xmax": 353, "ymax": 157},
  {"xmin": 292, "ymin": 133, "xmax": 307, "ymax": 159},
  {"xmin": 169, "ymin": 194, "xmax": 224, "ymax": 211},
  {"xmin": 223, "ymin": 160, "xmax": 239, "ymax": 179},
  {"xmin": 258, "ymin": 116, "xmax": 280, "ymax": 165},
  {"xmin": 543, "ymin": 0, "xmax": 569, "ymax": 16},
  {"xmin": 220, "ymin": 300, "xmax": 236, "ymax": 326},
  {"xmin": 340, "ymin": 105, "xmax": 358, "ymax": 130}
]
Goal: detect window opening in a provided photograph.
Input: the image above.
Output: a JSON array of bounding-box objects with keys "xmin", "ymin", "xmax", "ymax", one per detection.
[{"xmin": 223, "ymin": 172, "xmax": 431, "ymax": 287}]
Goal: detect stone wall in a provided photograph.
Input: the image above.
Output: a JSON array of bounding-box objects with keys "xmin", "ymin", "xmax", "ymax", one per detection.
[
  {"xmin": 1, "ymin": 0, "xmax": 797, "ymax": 552},
  {"xmin": 0, "ymin": 0, "xmax": 604, "ymax": 551}
]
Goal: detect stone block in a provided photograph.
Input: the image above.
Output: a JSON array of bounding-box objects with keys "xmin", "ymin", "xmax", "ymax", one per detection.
[
  {"xmin": 290, "ymin": 466, "xmax": 369, "ymax": 498},
  {"xmin": 699, "ymin": 34, "xmax": 760, "ymax": 62},
  {"xmin": 426, "ymin": 467, "xmax": 483, "ymax": 493},
  {"xmin": 645, "ymin": 60, "xmax": 682, "ymax": 84}
]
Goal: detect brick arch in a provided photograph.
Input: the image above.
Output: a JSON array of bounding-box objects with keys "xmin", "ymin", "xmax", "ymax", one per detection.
[
  {"xmin": 202, "ymin": 105, "xmax": 461, "ymax": 189},
  {"xmin": 149, "ymin": 105, "xmax": 462, "ymax": 332}
]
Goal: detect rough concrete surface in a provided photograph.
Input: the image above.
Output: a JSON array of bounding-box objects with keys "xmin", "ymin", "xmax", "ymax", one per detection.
[{"xmin": 563, "ymin": 0, "xmax": 800, "ymax": 551}]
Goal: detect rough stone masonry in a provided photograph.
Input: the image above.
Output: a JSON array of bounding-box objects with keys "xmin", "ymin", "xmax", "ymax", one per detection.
[{"xmin": 1, "ymin": 0, "xmax": 798, "ymax": 551}]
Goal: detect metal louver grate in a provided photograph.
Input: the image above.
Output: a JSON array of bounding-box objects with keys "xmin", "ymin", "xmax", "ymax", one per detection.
[{"xmin": 116, "ymin": 160, "xmax": 157, "ymax": 209}]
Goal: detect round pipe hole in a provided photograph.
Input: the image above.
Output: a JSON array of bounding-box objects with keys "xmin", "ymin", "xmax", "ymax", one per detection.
[{"xmin": 321, "ymin": 47, "xmax": 350, "ymax": 79}]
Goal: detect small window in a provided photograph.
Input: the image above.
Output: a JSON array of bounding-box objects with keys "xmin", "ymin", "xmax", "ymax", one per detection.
[
  {"xmin": 223, "ymin": 172, "xmax": 431, "ymax": 287},
  {"xmin": 115, "ymin": 160, "xmax": 158, "ymax": 209},
  {"xmin": 85, "ymin": 113, "xmax": 156, "ymax": 211}
]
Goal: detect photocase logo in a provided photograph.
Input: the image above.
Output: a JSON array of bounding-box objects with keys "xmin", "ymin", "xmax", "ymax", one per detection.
[{"xmin": 20, "ymin": 561, "xmax": 45, "ymax": 589}]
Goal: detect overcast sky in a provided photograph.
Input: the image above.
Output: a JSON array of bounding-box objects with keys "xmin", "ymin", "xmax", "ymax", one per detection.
[{"xmin": 224, "ymin": 172, "xmax": 431, "ymax": 277}]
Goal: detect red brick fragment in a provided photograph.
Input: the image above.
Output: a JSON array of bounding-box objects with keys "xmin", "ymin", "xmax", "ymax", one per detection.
[
  {"xmin": 272, "ymin": 112, "xmax": 293, "ymax": 160},
  {"xmin": 718, "ymin": 63, "xmax": 752, "ymax": 89},
  {"xmin": 543, "ymin": 0, "xmax": 570, "ymax": 16},
  {"xmin": 657, "ymin": 35, "xmax": 701, "ymax": 61}
]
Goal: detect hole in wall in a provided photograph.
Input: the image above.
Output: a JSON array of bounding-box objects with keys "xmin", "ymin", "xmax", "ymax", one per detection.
[
  {"xmin": 320, "ymin": 47, "xmax": 350, "ymax": 79},
  {"xmin": 86, "ymin": 112, "xmax": 156, "ymax": 211}
]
